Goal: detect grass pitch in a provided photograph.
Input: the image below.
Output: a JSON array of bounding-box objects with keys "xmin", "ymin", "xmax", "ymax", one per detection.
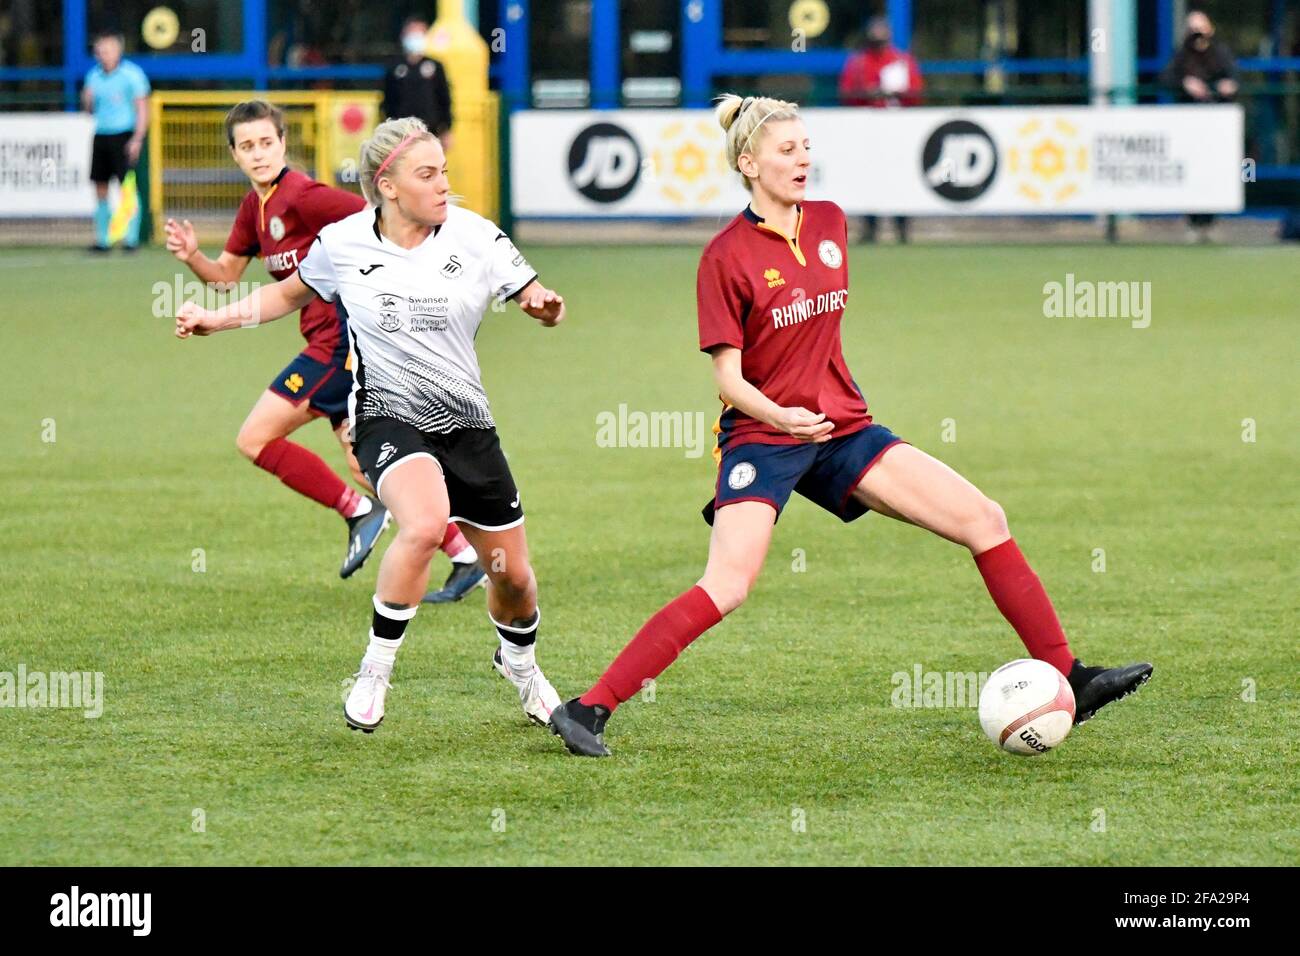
[{"xmin": 1, "ymin": 240, "xmax": 1296, "ymax": 865}]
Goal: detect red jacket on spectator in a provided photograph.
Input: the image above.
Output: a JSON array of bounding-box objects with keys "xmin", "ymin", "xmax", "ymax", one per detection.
[{"xmin": 839, "ymin": 45, "xmax": 924, "ymax": 107}]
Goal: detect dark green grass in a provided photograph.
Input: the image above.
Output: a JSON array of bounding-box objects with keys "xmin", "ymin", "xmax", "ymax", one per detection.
[{"xmin": 1, "ymin": 241, "xmax": 1295, "ymax": 865}]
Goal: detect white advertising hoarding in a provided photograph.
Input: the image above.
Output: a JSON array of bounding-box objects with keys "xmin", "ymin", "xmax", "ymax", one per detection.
[
  {"xmin": 511, "ymin": 105, "xmax": 1244, "ymax": 217},
  {"xmin": 0, "ymin": 113, "xmax": 97, "ymax": 216}
]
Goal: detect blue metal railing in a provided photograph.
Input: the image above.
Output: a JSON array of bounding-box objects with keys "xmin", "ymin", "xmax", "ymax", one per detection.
[
  {"xmin": 7, "ymin": 0, "xmax": 1297, "ymax": 185},
  {"xmin": 13, "ymin": 0, "xmax": 1300, "ymax": 108}
]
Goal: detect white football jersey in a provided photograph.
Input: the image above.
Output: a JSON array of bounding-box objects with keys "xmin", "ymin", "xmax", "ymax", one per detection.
[{"xmin": 298, "ymin": 204, "xmax": 537, "ymax": 433}]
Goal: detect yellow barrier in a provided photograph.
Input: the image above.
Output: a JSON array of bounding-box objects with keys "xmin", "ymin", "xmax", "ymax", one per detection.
[
  {"xmin": 150, "ymin": 87, "xmax": 498, "ymax": 244},
  {"xmin": 445, "ymin": 92, "xmax": 499, "ymax": 222}
]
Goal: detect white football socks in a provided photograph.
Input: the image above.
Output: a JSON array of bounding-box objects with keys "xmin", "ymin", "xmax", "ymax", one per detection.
[
  {"xmin": 450, "ymin": 544, "xmax": 478, "ymax": 565},
  {"xmin": 363, "ymin": 596, "xmax": 417, "ymax": 674},
  {"xmin": 362, "ymin": 635, "xmax": 402, "ymax": 675},
  {"xmin": 498, "ymin": 636, "xmax": 536, "ymax": 674},
  {"xmin": 492, "ymin": 609, "xmax": 539, "ymax": 675}
]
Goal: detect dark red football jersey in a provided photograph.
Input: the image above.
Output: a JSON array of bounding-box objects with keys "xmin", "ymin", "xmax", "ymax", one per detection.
[
  {"xmin": 225, "ymin": 167, "xmax": 366, "ymax": 364},
  {"xmin": 697, "ymin": 200, "xmax": 871, "ymax": 450}
]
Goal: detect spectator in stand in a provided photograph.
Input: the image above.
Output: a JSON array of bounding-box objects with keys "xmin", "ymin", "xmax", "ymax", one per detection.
[
  {"xmin": 838, "ymin": 16, "xmax": 924, "ymax": 244},
  {"xmin": 381, "ymin": 17, "xmax": 453, "ymax": 152},
  {"xmin": 1161, "ymin": 9, "xmax": 1238, "ymax": 242}
]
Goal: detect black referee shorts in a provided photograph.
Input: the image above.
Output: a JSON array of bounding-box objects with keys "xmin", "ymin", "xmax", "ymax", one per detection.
[
  {"xmin": 354, "ymin": 416, "xmax": 524, "ymax": 531},
  {"xmin": 90, "ymin": 131, "xmax": 134, "ymax": 185}
]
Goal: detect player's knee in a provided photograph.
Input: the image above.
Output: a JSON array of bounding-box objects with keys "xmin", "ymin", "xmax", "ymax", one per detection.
[
  {"xmin": 399, "ymin": 512, "xmax": 447, "ymax": 556},
  {"xmin": 235, "ymin": 428, "xmax": 265, "ymax": 462},
  {"xmin": 698, "ymin": 572, "xmax": 753, "ymax": 617},
  {"xmin": 493, "ymin": 562, "xmax": 535, "ymax": 602},
  {"xmin": 966, "ymin": 496, "xmax": 1009, "ymax": 550}
]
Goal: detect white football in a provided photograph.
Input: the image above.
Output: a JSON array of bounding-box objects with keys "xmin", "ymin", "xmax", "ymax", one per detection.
[{"xmin": 978, "ymin": 659, "xmax": 1075, "ymax": 755}]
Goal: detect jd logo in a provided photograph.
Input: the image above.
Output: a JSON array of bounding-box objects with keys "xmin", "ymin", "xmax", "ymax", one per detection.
[
  {"xmin": 921, "ymin": 120, "xmax": 998, "ymax": 202},
  {"xmin": 568, "ymin": 123, "xmax": 641, "ymax": 203}
]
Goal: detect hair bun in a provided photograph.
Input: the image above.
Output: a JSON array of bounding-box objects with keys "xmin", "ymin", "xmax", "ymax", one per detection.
[{"xmin": 714, "ymin": 93, "xmax": 745, "ymax": 132}]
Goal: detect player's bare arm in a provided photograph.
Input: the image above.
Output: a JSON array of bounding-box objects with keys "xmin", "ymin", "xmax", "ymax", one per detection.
[
  {"xmin": 165, "ymin": 217, "xmax": 252, "ymax": 289},
  {"xmin": 709, "ymin": 345, "xmax": 833, "ymax": 443},
  {"xmin": 175, "ymin": 271, "xmax": 314, "ymax": 337},
  {"xmin": 514, "ymin": 279, "xmax": 565, "ymax": 326}
]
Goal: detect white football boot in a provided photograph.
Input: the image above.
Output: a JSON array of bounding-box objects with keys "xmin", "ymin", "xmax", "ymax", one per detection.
[
  {"xmin": 492, "ymin": 649, "xmax": 561, "ymax": 727},
  {"xmin": 343, "ymin": 664, "xmax": 392, "ymax": 733}
]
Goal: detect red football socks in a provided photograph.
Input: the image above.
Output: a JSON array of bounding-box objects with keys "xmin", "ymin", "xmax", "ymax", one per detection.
[
  {"xmin": 974, "ymin": 538, "xmax": 1075, "ymax": 675},
  {"xmin": 581, "ymin": 585, "xmax": 723, "ymax": 712},
  {"xmin": 578, "ymin": 541, "xmax": 1075, "ymax": 710},
  {"xmin": 253, "ymin": 437, "xmax": 353, "ymax": 516},
  {"xmin": 440, "ymin": 523, "xmax": 471, "ymax": 559}
]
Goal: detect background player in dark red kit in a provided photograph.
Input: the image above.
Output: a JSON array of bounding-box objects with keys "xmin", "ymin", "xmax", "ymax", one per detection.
[
  {"xmin": 549, "ymin": 93, "xmax": 1153, "ymax": 757},
  {"xmin": 166, "ymin": 99, "xmax": 482, "ymax": 588}
]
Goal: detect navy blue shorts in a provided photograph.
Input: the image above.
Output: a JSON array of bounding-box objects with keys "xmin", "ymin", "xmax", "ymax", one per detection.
[
  {"xmin": 268, "ymin": 352, "xmax": 350, "ymax": 428},
  {"xmin": 703, "ymin": 424, "xmax": 906, "ymax": 525}
]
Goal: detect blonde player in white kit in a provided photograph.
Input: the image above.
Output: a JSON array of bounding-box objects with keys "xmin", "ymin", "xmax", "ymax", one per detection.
[{"xmin": 175, "ymin": 117, "xmax": 567, "ymax": 732}]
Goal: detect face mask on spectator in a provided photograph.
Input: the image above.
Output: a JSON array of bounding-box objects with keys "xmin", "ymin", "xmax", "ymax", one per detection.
[{"xmin": 402, "ymin": 32, "xmax": 426, "ymax": 56}]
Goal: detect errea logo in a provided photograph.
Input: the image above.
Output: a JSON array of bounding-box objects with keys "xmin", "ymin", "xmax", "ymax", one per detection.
[{"xmin": 763, "ymin": 268, "xmax": 785, "ymax": 289}]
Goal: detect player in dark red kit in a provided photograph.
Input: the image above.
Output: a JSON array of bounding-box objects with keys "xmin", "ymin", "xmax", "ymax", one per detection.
[
  {"xmin": 550, "ymin": 94, "xmax": 1153, "ymax": 757},
  {"xmin": 167, "ymin": 99, "xmax": 482, "ymax": 588}
]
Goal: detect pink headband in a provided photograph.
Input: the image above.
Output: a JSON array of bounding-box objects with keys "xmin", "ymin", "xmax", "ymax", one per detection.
[{"xmin": 375, "ymin": 132, "xmax": 418, "ymax": 178}]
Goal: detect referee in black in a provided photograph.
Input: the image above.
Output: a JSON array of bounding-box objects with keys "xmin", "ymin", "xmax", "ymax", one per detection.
[{"xmin": 382, "ymin": 17, "xmax": 453, "ymax": 151}]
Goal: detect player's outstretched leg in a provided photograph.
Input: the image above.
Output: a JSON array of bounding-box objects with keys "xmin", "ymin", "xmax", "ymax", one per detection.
[
  {"xmin": 457, "ymin": 523, "xmax": 559, "ymax": 725},
  {"xmin": 1066, "ymin": 661, "xmax": 1153, "ymax": 723},
  {"xmin": 422, "ymin": 523, "xmax": 486, "ymax": 603},
  {"xmin": 341, "ymin": 499, "xmax": 392, "ymax": 579},
  {"xmin": 343, "ymin": 456, "xmax": 446, "ymax": 732},
  {"xmin": 853, "ymin": 443, "xmax": 1153, "ymax": 723},
  {"xmin": 551, "ymin": 501, "xmax": 775, "ymax": 757},
  {"xmin": 332, "ymin": 418, "xmax": 391, "ymax": 579},
  {"xmin": 236, "ymin": 389, "xmax": 390, "ymax": 578}
]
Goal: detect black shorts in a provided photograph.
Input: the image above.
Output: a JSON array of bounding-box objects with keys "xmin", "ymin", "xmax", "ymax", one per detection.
[
  {"xmin": 353, "ymin": 417, "xmax": 524, "ymax": 531},
  {"xmin": 268, "ymin": 351, "xmax": 350, "ymax": 428},
  {"xmin": 90, "ymin": 131, "xmax": 134, "ymax": 184}
]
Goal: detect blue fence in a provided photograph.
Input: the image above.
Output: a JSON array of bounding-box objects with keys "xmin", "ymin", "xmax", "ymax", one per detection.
[
  {"xmin": 12, "ymin": 0, "xmax": 1300, "ymax": 107},
  {"xmin": 7, "ymin": 0, "xmax": 1294, "ymax": 227},
  {"xmin": 12, "ymin": 0, "xmax": 1300, "ymax": 103}
]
